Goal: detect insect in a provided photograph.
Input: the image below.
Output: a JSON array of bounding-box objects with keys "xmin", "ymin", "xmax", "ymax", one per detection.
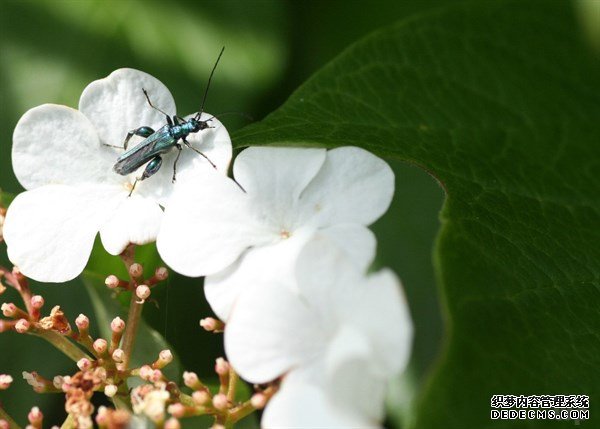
[{"xmin": 112, "ymin": 47, "xmax": 225, "ymax": 195}]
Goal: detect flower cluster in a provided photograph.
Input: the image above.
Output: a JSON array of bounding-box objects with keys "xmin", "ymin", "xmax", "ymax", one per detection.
[{"xmin": 2, "ymin": 69, "xmax": 413, "ymax": 427}]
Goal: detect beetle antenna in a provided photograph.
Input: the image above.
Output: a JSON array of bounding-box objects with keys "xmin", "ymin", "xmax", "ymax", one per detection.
[
  {"xmin": 206, "ymin": 111, "xmax": 254, "ymax": 122},
  {"xmin": 196, "ymin": 46, "xmax": 225, "ymax": 120}
]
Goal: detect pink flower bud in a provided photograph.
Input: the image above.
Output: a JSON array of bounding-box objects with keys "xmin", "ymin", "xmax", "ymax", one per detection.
[
  {"xmin": 159, "ymin": 349, "xmax": 173, "ymax": 363},
  {"xmin": 167, "ymin": 403, "xmax": 186, "ymax": 418},
  {"xmin": 0, "ymin": 420, "xmax": 9, "ymax": 429},
  {"xmin": 183, "ymin": 371, "xmax": 200, "ymax": 389},
  {"xmin": 212, "ymin": 393, "xmax": 228, "ymax": 411},
  {"xmin": 30, "ymin": 295, "xmax": 44, "ymax": 310},
  {"xmin": 129, "ymin": 263, "xmax": 143, "ymax": 278},
  {"xmin": 112, "ymin": 348, "xmax": 124, "ymax": 362},
  {"xmin": 149, "ymin": 369, "xmax": 163, "ymax": 383},
  {"xmin": 251, "ymin": 393, "xmax": 267, "ymax": 409},
  {"xmin": 111, "ymin": 317, "xmax": 125, "ymax": 333},
  {"xmin": 104, "ymin": 384, "xmax": 118, "ymax": 397},
  {"xmin": 75, "ymin": 314, "xmax": 89, "ymax": 329},
  {"xmin": 155, "ymin": 267, "xmax": 168, "ymax": 281},
  {"xmin": 93, "ymin": 339, "xmax": 108, "ymax": 354},
  {"xmin": 192, "ymin": 389, "xmax": 210, "ymax": 405},
  {"xmin": 164, "ymin": 418, "xmax": 180, "ymax": 429},
  {"xmin": 105, "ymin": 274, "xmax": 120, "ymax": 289},
  {"xmin": 0, "ymin": 374, "xmax": 13, "ymax": 390},
  {"xmin": 53, "ymin": 376, "xmax": 64, "ymax": 389},
  {"xmin": 15, "ymin": 318, "xmax": 30, "ymax": 333},
  {"xmin": 215, "ymin": 357, "xmax": 229, "ymax": 375},
  {"xmin": 28, "ymin": 406, "xmax": 43, "ymax": 424},
  {"xmin": 1, "ymin": 303, "xmax": 17, "ymax": 317},
  {"xmin": 136, "ymin": 284, "xmax": 151, "ymax": 301},
  {"xmin": 139, "ymin": 365, "xmax": 153, "ymax": 380},
  {"xmin": 77, "ymin": 358, "xmax": 92, "ymax": 371}
]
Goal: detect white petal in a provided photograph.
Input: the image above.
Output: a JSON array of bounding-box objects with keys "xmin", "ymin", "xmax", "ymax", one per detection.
[
  {"xmin": 299, "ymin": 146, "xmax": 394, "ymax": 227},
  {"xmin": 325, "ymin": 326, "xmax": 387, "ymax": 422},
  {"xmin": 263, "ymin": 373, "xmax": 378, "ymax": 429},
  {"xmin": 233, "ymin": 147, "xmax": 326, "ymax": 227},
  {"xmin": 319, "ymin": 224, "xmax": 376, "ymax": 274},
  {"xmin": 157, "ymin": 171, "xmax": 273, "ymax": 277},
  {"xmin": 12, "ymin": 104, "xmax": 118, "ymax": 189},
  {"xmin": 3, "ymin": 185, "xmax": 118, "ymax": 282},
  {"xmin": 99, "ymin": 195, "xmax": 164, "ymax": 255},
  {"xmin": 204, "ymin": 227, "xmax": 315, "ymax": 321},
  {"xmin": 79, "ymin": 68, "xmax": 176, "ymax": 149},
  {"xmin": 224, "ymin": 275, "xmax": 326, "ymax": 383},
  {"xmin": 134, "ymin": 112, "xmax": 232, "ymax": 205}
]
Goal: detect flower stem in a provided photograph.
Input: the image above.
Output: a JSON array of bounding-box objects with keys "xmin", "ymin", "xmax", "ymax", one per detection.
[
  {"xmin": 60, "ymin": 413, "xmax": 76, "ymax": 429},
  {"xmin": 0, "ymin": 406, "xmax": 21, "ymax": 429},
  {"xmin": 31, "ymin": 329, "xmax": 89, "ymax": 362},
  {"xmin": 120, "ymin": 291, "xmax": 143, "ymax": 369},
  {"xmin": 227, "ymin": 369, "xmax": 239, "ymax": 403},
  {"xmin": 229, "ymin": 400, "xmax": 256, "ymax": 424}
]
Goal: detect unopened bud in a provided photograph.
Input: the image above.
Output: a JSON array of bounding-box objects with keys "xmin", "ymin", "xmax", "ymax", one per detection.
[
  {"xmin": 149, "ymin": 369, "xmax": 163, "ymax": 383},
  {"xmin": 200, "ymin": 317, "xmax": 224, "ymax": 332},
  {"xmin": 0, "ymin": 420, "xmax": 9, "ymax": 429},
  {"xmin": 28, "ymin": 406, "xmax": 43, "ymax": 425},
  {"xmin": 135, "ymin": 284, "xmax": 150, "ymax": 302},
  {"xmin": 164, "ymin": 418, "xmax": 181, "ymax": 429},
  {"xmin": 1, "ymin": 303, "xmax": 17, "ymax": 317},
  {"xmin": 105, "ymin": 275, "xmax": 120, "ymax": 289},
  {"xmin": 104, "ymin": 384, "xmax": 118, "ymax": 397},
  {"xmin": 93, "ymin": 339, "xmax": 108, "ymax": 355},
  {"xmin": 53, "ymin": 376, "xmax": 64, "ymax": 389},
  {"xmin": 75, "ymin": 314, "xmax": 89, "ymax": 330},
  {"xmin": 112, "ymin": 348, "xmax": 124, "ymax": 362},
  {"xmin": 154, "ymin": 349, "xmax": 173, "ymax": 368},
  {"xmin": 77, "ymin": 358, "xmax": 92, "ymax": 371},
  {"xmin": 192, "ymin": 389, "xmax": 210, "ymax": 405},
  {"xmin": 183, "ymin": 371, "xmax": 201, "ymax": 389},
  {"xmin": 155, "ymin": 267, "xmax": 168, "ymax": 281},
  {"xmin": 0, "ymin": 374, "xmax": 13, "ymax": 390},
  {"xmin": 212, "ymin": 393, "xmax": 228, "ymax": 411},
  {"xmin": 215, "ymin": 357, "xmax": 229, "ymax": 375},
  {"xmin": 111, "ymin": 317, "xmax": 125, "ymax": 333},
  {"xmin": 167, "ymin": 403, "xmax": 186, "ymax": 418},
  {"xmin": 129, "ymin": 263, "xmax": 143, "ymax": 278},
  {"xmin": 15, "ymin": 318, "xmax": 30, "ymax": 333},
  {"xmin": 139, "ymin": 365, "xmax": 153, "ymax": 380},
  {"xmin": 251, "ymin": 393, "xmax": 267, "ymax": 409},
  {"xmin": 30, "ymin": 295, "xmax": 44, "ymax": 310}
]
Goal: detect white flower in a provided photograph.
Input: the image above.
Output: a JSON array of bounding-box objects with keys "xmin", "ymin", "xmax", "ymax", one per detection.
[
  {"xmin": 157, "ymin": 146, "xmax": 393, "ymax": 320},
  {"xmin": 225, "ymin": 236, "xmax": 413, "ymax": 427},
  {"xmin": 4, "ymin": 68, "xmax": 231, "ymax": 282}
]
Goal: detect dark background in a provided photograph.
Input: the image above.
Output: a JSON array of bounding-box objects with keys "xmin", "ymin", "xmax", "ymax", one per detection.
[{"xmin": 0, "ymin": 1, "xmax": 446, "ymax": 426}]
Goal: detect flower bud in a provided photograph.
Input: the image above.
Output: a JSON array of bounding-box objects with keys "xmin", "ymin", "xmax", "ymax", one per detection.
[
  {"xmin": 212, "ymin": 393, "xmax": 228, "ymax": 411},
  {"xmin": 93, "ymin": 338, "xmax": 108, "ymax": 355},
  {"xmin": 0, "ymin": 374, "xmax": 13, "ymax": 390},
  {"xmin": 129, "ymin": 263, "xmax": 143, "ymax": 278},
  {"xmin": 111, "ymin": 317, "xmax": 125, "ymax": 333},
  {"xmin": 77, "ymin": 358, "xmax": 92, "ymax": 371},
  {"xmin": 155, "ymin": 267, "xmax": 168, "ymax": 281},
  {"xmin": 199, "ymin": 317, "xmax": 224, "ymax": 332},
  {"xmin": 139, "ymin": 365, "xmax": 153, "ymax": 380},
  {"xmin": 15, "ymin": 318, "xmax": 30, "ymax": 333},
  {"xmin": 183, "ymin": 371, "xmax": 202, "ymax": 390},
  {"xmin": 149, "ymin": 369, "xmax": 163, "ymax": 383},
  {"xmin": 166, "ymin": 403, "xmax": 186, "ymax": 418},
  {"xmin": 192, "ymin": 389, "xmax": 210, "ymax": 405},
  {"xmin": 251, "ymin": 393, "xmax": 267, "ymax": 409},
  {"xmin": 215, "ymin": 357, "xmax": 229, "ymax": 375},
  {"xmin": 30, "ymin": 295, "xmax": 44, "ymax": 310},
  {"xmin": 135, "ymin": 284, "xmax": 151, "ymax": 301},
  {"xmin": 164, "ymin": 418, "xmax": 180, "ymax": 429},
  {"xmin": 0, "ymin": 420, "xmax": 9, "ymax": 429},
  {"xmin": 1, "ymin": 302, "xmax": 17, "ymax": 317},
  {"xmin": 105, "ymin": 275, "xmax": 120, "ymax": 289},
  {"xmin": 28, "ymin": 406, "xmax": 43, "ymax": 425},
  {"xmin": 104, "ymin": 384, "xmax": 118, "ymax": 397},
  {"xmin": 75, "ymin": 314, "xmax": 89, "ymax": 330},
  {"xmin": 112, "ymin": 348, "xmax": 124, "ymax": 362}
]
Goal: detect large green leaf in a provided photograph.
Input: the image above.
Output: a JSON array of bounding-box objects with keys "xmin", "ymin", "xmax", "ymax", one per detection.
[{"xmin": 233, "ymin": 1, "xmax": 600, "ymax": 428}]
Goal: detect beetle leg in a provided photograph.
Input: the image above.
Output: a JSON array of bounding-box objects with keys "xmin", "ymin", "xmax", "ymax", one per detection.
[
  {"xmin": 172, "ymin": 144, "xmax": 183, "ymax": 183},
  {"xmin": 183, "ymin": 138, "xmax": 217, "ymax": 169},
  {"xmin": 121, "ymin": 126, "xmax": 155, "ymax": 150},
  {"xmin": 128, "ymin": 156, "xmax": 163, "ymax": 197},
  {"xmin": 142, "ymin": 88, "xmax": 171, "ymax": 123}
]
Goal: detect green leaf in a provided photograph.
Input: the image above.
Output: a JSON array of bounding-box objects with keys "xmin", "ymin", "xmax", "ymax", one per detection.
[{"xmin": 233, "ymin": 1, "xmax": 600, "ymax": 428}]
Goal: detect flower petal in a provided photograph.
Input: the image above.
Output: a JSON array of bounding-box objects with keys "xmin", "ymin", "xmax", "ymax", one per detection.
[
  {"xmin": 224, "ymin": 274, "xmax": 327, "ymax": 383},
  {"xmin": 299, "ymin": 146, "xmax": 394, "ymax": 227},
  {"xmin": 262, "ymin": 372, "xmax": 378, "ymax": 429},
  {"xmin": 233, "ymin": 147, "xmax": 326, "ymax": 228},
  {"xmin": 319, "ymin": 224, "xmax": 376, "ymax": 273},
  {"xmin": 3, "ymin": 185, "xmax": 118, "ymax": 282},
  {"xmin": 134, "ymin": 112, "xmax": 232, "ymax": 205},
  {"xmin": 12, "ymin": 104, "xmax": 118, "ymax": 189},
  {"xmin": 79, "ymin": 68, "xmax": 176, "ymax": 149},
  {"xmin": 157, "ymin": 171, "xmax": 273, "ymax": 277},
  {"xmin": 99, "ymin": 195, "xmax": 164, "ymax": 255}
]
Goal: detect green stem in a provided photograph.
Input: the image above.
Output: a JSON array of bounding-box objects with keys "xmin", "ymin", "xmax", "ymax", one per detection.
[
  {"xmin": 60, "ymin": 413, "xmax": 76, "ymax": 429},
  {"xmin": 227, "ymin": 370, "xmax": 239, "ymax": 403},
  {"xmin": 0, "ymin": 406, "xmax": 21, "ymax": 429},
  {"xmin": 229, "ymin": 400, "xmax": 256, "ymax": 424},
  {"xmin": 120, "ymin": 292, "xmax": 143, "ymax": 369},
  {"xmin": 31, "ymin": 330, "xmax": 89, "ymax": 362}
]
